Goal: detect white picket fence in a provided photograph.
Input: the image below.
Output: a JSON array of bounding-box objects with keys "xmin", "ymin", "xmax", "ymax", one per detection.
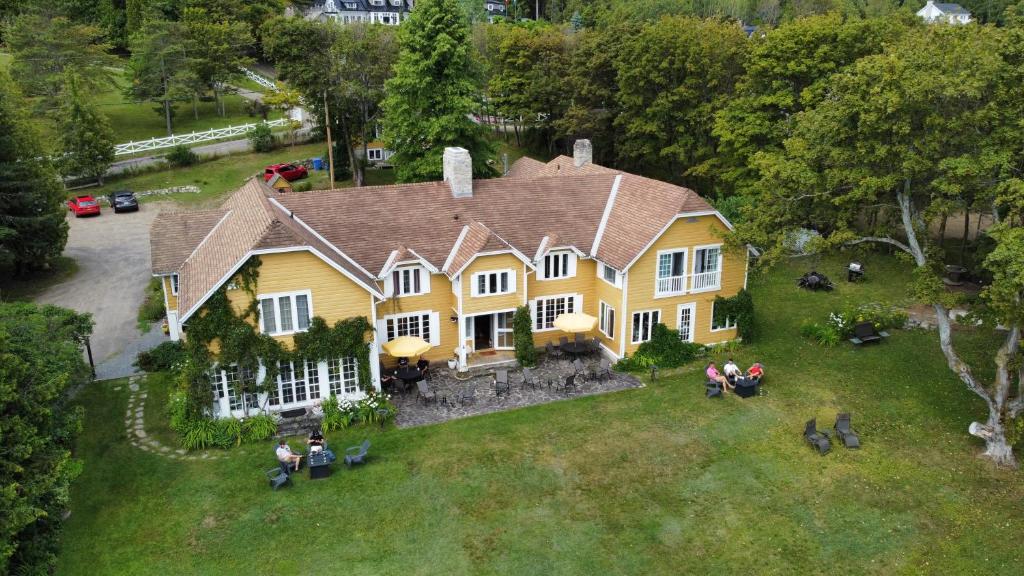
[
  {"xmin": 113, "ymin": 119, "xmax": 289, "ymax": 156},
  {"xmin": 241, "ymin": 67, "xmax": 279, "ymax": 92}
]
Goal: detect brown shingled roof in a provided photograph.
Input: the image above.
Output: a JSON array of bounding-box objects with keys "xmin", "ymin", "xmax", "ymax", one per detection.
[
  {"xmin": 150, "ymin": 209, "xmax": 227, "ymax": 275},
  {"xmin": 505, "ymin": 156, "xmax": 546, "ymax": 179}
]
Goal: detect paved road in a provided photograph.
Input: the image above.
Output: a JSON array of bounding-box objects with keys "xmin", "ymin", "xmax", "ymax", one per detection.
[{"xmin": 36, "ymin": 205, "xmax": 170, "ymax": 380}]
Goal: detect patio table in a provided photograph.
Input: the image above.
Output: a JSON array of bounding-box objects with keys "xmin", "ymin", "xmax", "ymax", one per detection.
[
  {"xmin": 559, "ymin": 342, "xmax": 587, "ymax": 358},
  {"xmin": 396, "ymin": 366, "xmax": 421, "ymax": 385},
  {"xmin": 308, "ymin": 450, "xmax": 331, "ymax": 480}
]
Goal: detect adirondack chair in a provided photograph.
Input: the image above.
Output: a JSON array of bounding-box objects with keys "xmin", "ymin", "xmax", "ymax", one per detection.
[
  {"xmin": 849, "ymin": 322, "xmax": 889, "ymax": 346},
  {"xmin": 344, "ymin": 440, "xmax": 370, "ymax": 467},
  {"xmin": 804, "ymin": 419, "xmax": 831, "ymax": 455},
  {"xmin": 834, "ymin": 413, "xmax": 861, "ymax": 448},
  {"xmin": 705, "ymin": 379, "xmax": 723, "ymax": 398},
  {"xmin": 266, "ymin": 466, "xmax": 290, "ymax": 490}
]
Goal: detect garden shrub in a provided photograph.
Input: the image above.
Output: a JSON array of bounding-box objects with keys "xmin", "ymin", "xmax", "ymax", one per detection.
[
  {"xmin": 321, "ymin": 392, "xmax": 396, "ymax": 432},
  {"xmin": 247, "ymin": 121, "xmax": 276, "ymax": 153},
  {"xmin": 180, "ymin": 418, "xmax": 218, "ymax": 451},
  {"xmin": 714, "ymin": 288, "xmax": 755, "ymax": 342},
  {"xmin": 615, "ymin": 324, "xmax": 704, "ymax": 372},
  {"xmin": 137, "ymin": 277, "xmax": 166, "ymax": 330},
  {"xmin": 827, "ymin": 302, "xmax": 908, "ymax": 337},
  {"xmin": 241, "ymin": 414, "xmax": 278, "ymax": 442},
  {"xmin": 134, "ymin": 341, "xmax": 186, "ymax": 373},
  {"xmin": 513, "ymin": 305, "xmax": 537, "ymax": 367},
  {"xmin": 166, "ymin": 144, "xmax": 198, "ymax": 167},
  {"xmin": 293, "ymin": 181, "xmax": 312, "ymax": 192},
  {"xmin": 800, "ymin": 321, "xmax": 840, "ymax": 347},
  {"xmin": 213, "ymin": 418, "xmax": 243, "ymax": 448}
]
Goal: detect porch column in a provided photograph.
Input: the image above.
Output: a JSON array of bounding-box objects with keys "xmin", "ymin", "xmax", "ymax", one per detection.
[
  {"xmin": 457, "ymin": 314, "xmax": 469, "ymax": 371},
  {"xmin": 369, "ymin": 335, "xmax": 382, "ymax": 392}
]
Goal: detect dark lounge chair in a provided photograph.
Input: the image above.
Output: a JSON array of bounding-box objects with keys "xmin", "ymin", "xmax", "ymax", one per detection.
[
  {"xmin": 706, "ymin": 379, "xmax": 723, "ymax": 398},
  {"xmin": 804, "ymin": 419, "xmax": 831, "ymax": 455},
  {"xmin": 344, "ymin": 440, "xmax": 370, "ymax": 467},
  {"xmin": 834, "ymin": 413, "xmax": 861, "ymax": 448},
  {"xmin": 267, "ymin": 464, "xmax": 291, "ymax": 490},
  {"xmin": 849, "ymin": 322, "xmax": 889, "ymax": 346}
]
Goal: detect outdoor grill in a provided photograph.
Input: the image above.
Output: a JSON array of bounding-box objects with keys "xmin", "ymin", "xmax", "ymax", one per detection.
[{"xmin": 847, "ymin": 261, "xmax": 865, "ymax": 282}]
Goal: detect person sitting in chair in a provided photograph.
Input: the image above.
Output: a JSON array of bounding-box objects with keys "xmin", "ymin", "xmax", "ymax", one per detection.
[
  {"xmin": 747, "ymin": 362, "xmax": 764, "ymax": 383},
  {"xmin": 380, "ymin": 364, "xmax": 399, "ymax": 391},
  {"xmin": 308, "ymin": 429, "xmax": 325, "ymax": 452},
  {"xmin": 276, "ymin": 439, "xmax": 302, "ymax": 472},
  {"xmin": 416, "ymin": 355, "xmax": 430, "ymax": 377},
  {"xmin": 398, "ymin": 356, "xmax": 409, "ymax": 367},
  {"xmin": 723, "ymin": 358, "xmax": 741, "ymax": 385},
  {"xmin": 706, "ymin": 362, "xmax": 733, "ymax": 393}
]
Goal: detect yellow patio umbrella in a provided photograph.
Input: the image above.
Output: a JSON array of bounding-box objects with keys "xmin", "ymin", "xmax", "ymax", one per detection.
[
  {"xmin": 553, "ymin": 312, "xmax": 598, "ymax": 333},
  {"xmin": 382, "ymin": 335, "xmax": 431, "ymax": 358}
]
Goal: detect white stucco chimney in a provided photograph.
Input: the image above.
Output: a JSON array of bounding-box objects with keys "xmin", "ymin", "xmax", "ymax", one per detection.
[
  {"xmin": 573, "ymin": 139, "xmax": 593, "ymax": 167},
  {"xmin": 443, "ymin": 147, "xmax": 473, "ymax": 198}
]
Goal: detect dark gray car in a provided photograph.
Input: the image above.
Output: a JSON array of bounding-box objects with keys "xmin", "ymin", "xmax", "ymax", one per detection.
[{"xmin": 109, "ymin": 190, "xmax": 139, "ymax": 213}]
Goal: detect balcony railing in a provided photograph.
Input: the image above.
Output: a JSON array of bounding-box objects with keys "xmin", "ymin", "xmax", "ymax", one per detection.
[
  {"xmin": 656, "ymin": 275, "xmax": 686, "ymax": 295},
  {"xmin": 690, "ymin": 270, "xmax": 722, "ymax": 292}
]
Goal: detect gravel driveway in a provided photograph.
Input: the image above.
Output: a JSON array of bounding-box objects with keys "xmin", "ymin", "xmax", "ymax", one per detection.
[{"xmin": 36, "ymin": 204, "xmax": 169, "ymax": 380}]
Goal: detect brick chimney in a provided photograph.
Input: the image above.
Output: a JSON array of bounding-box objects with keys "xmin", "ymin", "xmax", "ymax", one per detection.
[
  {"xmin": 573, "ymin": 139, "xmax": 593, "ymax": 167},
  {"xmin": 443, "ymin": 147, "xmax": 473, "ymax": 198}
]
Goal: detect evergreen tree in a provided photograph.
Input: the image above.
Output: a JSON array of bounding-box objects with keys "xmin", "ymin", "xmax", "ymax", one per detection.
[
  {"xmin": 0, "ymin": 72, "xmax": 68, "ymax": 274},
  {"xmin": 382, "ymin": 0, "xmax": 493, "ymax": 182},
  {"xmin": 58, "ymin": 72, "xmax": 115, "ymax": 185}
]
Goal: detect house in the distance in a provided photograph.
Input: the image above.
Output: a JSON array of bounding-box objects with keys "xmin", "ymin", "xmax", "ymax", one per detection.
[
  {"xmin": 917, "ymin": 1, "xmax": 972, "ymax": 24},
  {"xmin": 484, "ymin": 1, "xmax": 507, "ymax": 22},
  {"xmin": 299, "ymin": 0, "xmax": 414, "ymax": 25}
]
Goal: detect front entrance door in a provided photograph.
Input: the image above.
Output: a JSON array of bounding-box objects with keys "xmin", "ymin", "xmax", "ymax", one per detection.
[
  {"xmin": 677, "ymin": 303, "xmax": 696, "ymax": 342},
  {"xmin": 474, "ymin": 314, "xmax": 493, "ymax": 350}
]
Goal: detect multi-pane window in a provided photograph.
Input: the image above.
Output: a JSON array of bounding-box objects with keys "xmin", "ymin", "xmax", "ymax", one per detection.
[
  {"xmin": 541, "ymin": 251, "xmax": 574, "ymax": 280},
  {"xmin": 534, "ymin": 295, "xmax": 575, "ymax": 331},
  {"xmin": 385, "ymin": 312, "xmax": 431, "ymax": 341},
  {"xmin": 224, "ymin": 366, "xmax": 242, "ymax": 411},
  {"xmin": 210, "ymin": 369, "xmax": 224, "ymax": 401},
  {"xmin": 259, "ymin": 291, "xmax": 311, "ymax": 335},
  {"xmin": 368, "ymin": 148, "xmax": 383, "ymax": 161},
  {"xmin": 170, "ymin": 274, "xmax": 179, "ymax": 295},
  {"xmin": 306, "ymin": 360, "xmax": 321, "ymax": 400},
  {"xmin": 692, "ymin": 246, "xmax": 722, "ymax": 291},
  {"xmin": 631, "ymin": 310, "xmax": 661, "ymax": 344},
  {"xmin": 602, "ymin": 264, "xmax": 618, "ymax": 285},
  {"xmin": 328, "ymin": 358, "xmax": 359, "ymax": 395},
  {"xmin": 392, "ymin": 267, "xmax": 426, "ymax": 296},
  {"xmin": 472, "ymin": 270, "xmax": 514, "ymax": 296},
  {"xmin": 711, "ymin": 302, "xmax": 737, "ymax": 331},
  {"xmin": 599, "ymin": 301, "xmax": 615, "ymax": 339},
  {"xmin": 496, "ymin": 311, "xmax": 515, "ymax": 348},
  {"xmin": 241, "ymin": 366, "xmax": 258, "ymax": 412},
  {"xmin": 270, "ymin": 361, "xmax": 311, "ymax": 407},
  {"xmin": 656, "ymin": 250, "xmax": 687, "ymax": 295}
]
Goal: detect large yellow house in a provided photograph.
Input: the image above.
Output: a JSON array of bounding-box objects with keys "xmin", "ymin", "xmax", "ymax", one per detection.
[{"xmin": 150, "ymin": 141, "xmax": 747, "ymax": 417}]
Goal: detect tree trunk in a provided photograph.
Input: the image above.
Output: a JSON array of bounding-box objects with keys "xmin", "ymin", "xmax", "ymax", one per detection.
[
  {"xmin": 513, "ymin": 120, "xmax": 521, "ymax": 147},
  {"xmin": 164, "ymin": 98, "xmax": 172, "ymax": 137},
  {"xmin": 193, "ymin": 94, "xmax": 199, "ymax": 120},
  {"xmin": 338, "ymin": 111, "xmax": 360, "ymax": 187},
  {"xmin": 960, "ymin": 209, "xmax": 970, "ymax": 265},
  {"xmin": 937, "ymin": 214, "xmax": 947, "ymax": 247}
]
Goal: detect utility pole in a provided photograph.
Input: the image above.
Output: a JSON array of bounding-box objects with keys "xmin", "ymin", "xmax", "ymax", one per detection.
[{"xmin": 323, "ymin": 90, "xmax": 335, "ymax": 186}]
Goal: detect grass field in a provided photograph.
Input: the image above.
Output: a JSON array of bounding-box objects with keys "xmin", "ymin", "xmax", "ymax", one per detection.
[
  {"xmin": 0, "ymin": 257, "xmax": 78, "ymax": 302},
  {"xmin": 57, "ymin": 254, "xmax": 1022, "ymax": 575}
]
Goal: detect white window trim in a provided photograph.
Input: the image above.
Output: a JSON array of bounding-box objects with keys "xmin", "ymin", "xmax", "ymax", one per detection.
[
  {"xmin": 654, "ymin": 248, "xmax": 688, "ymax": 298},
  {"xmin": 257, "ymin": 290, "xmax": 313, "ymax": 336},
  {"xmin": 710, "ymin": 301, "xmax": 737, "ymax": 332},
  {"xmin": 380, "ymin": 309, "xmax": 439, "ymax": 346},
  {"xmin": 677, "ymin": 302, "xmax": 697, "ymax": 342},
  {"xmin": 170, "ymin": 274, "xmax": 179, "ymax": 295},
  {"xmin": 631, "ymin": 309, "xmax": 661, "ymax": 344},
  {"xmin": 391, "ymin": 265, "xmax": 430, "ymax": 297},
  {"xmin": 598, "ymin": 262, "xmax": 621, "ymax": 288},
  {"xmin": 599, "ymin": 300, "xmax": 615, "ymax": 339},
  {"xmin": 539, "ymin": 250, "xmax": 577, "ymax": 281},
  {"xmin": 691, "ymin": 243, "xmax": 724, "ymax": 294},
  {"xmin": 470, "ymin": 268, "xmax": 516, "ymax": 297},
  {"xmin": 532, "ymin": 292, "xmax": 581, "ymax": 333},
  {"xmin": 368, "ymin": 148, "xmax": 383, "ymax": 161}
]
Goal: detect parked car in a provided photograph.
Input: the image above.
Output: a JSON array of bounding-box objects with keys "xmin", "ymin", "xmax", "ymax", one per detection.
[
  {"xmin": 109, "ymin": 190, "xmax": 139, "ymax": 213},
  {"xmin": 263, "ymin": 163, "xmax": 308, "ymax": 182},
  {"xmin": 67, "ymin": 195, "xmax": 101, "ymax": 217}
]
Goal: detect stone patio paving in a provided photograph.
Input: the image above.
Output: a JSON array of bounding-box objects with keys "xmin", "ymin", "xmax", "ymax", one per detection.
[{"xmin": 391, "ymin": 354, "xmax": 643, "ymax": 428}]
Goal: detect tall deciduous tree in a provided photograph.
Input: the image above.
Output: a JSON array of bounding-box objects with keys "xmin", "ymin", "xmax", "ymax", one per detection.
[
  {"xmin": 737, "ymin": 25, "xmax": 1024, "ymax": 466},
  {"xmin": 614, "ymin": 16, "xmax": 746, "ymax": 192},
  {"xmin": 382, "ymin": 0, "xmax": 493, "ymax": 182},
  {"xmin": 0, "ymin": 72, "xmax": 68, "ymax": 274},
  {"xmin": 182, "ymin": 6, "xmax": 253, "ymax": 118},
  {"xmin": 0, "ymin": 302, "xmax": 92, "ymax": 574},
  {"xmin": 58, "ymin": 72, "xmax": 115, "ymax": 185},
  {"xmin": 126, "ymin": 18, "xmax": 191, "ymax": 135}
]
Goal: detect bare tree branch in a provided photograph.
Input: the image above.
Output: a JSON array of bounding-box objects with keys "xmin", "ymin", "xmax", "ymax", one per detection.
[{"xmin": 844, "ymin": 236, "xmax": 913, "ymax": 255}]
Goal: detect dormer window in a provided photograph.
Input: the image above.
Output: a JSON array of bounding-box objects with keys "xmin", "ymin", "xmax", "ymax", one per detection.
[
  {"xmin": 540, "ymin": 250, "xmax": 576, "ymax": 280},
  {"xmin": 392, "ymin": 266, "xmax": 428, "ymax": 297}
]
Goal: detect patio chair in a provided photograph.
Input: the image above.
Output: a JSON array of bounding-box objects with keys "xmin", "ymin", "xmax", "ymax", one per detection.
[
  {"xmin": 589, "ymin": 338, "xmax": 601, "ymax": 355},
  {"xmin": 416, "ymin": 379, "xmax": 436, "ymax": 405},
  {"xmin": 849, "ymin": 322, "xmax": 888, "ymax": 346},
  {"xmin": 833, "ymin": 413, "xmax": 861, "ymax": 449},
  {"xmin": 457, "ymin": 385, "xmax": 476, "ymax": 405},
  {"xmin": 562, "ymin": 374, "xmax": 576, "ymax": 394},
  {"xmin": 546, "ymin": 341, "xmax": 563, "ymax": 361},
  {"xmin": 495, "ymin": 369, "xmax": 510, "ymax": 395},
  {"xmin": 266, "ymin": 467, "xmax": 291, "ymax": 490},
  {"xmin": 595, "ymin": 358, "xmax": 612, "ymax": 381},
  {"xmin": 572, "ymin": 358, "xmax": 588, "ymax": 381},
  {"xmin": 344, "ymin": 440, "xmax": 370, "ymax": 467},
  {"xmin": 705, "ymin": 379, "xmax": 723, "ymax": 398},
  {"xmin": 804, "ymin": 419, "xmax": 831, "ymax": 456},
  {"xmin": 575, "ymin": 333, "xmax": 586, "ymax": 346},
  {"xmin": 559, "ymin": 336, "xmax": 570, "ymax": 351},
  {"xmin": 522, "ymin": 367, "xmax": 537, "ymax": 390}
]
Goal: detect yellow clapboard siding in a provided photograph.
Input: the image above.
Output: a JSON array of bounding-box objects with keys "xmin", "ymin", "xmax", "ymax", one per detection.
[
  {"xmin": 592, "ymin": 267, "xmax": 623, "ymax": 354},
  {"xmin": 375, "ymin": 274, "xmax": 459, "ymax": 366},
  {"xmin": 461, "ymin": 253, "xmax": 525, "ymax": 315},
  {"xmin": 527, "ymin": 257, "xmax": 602, "ymax": 348},
  {"xmin": 163, "ymin": 276, "xmax": 178, "ymax": 311},
  {"xmin": 624, "ymin": 215, "xmax": 742, "ymax": 355}
]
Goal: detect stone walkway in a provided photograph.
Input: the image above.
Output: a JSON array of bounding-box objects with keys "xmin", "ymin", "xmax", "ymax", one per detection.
[
  {"xmin": 392, "ymin": 355, "xmax": 643, "ymax": 428},
  {"xmin": 123, "ymin": 375, "xmax": 224, "ymax": 461}
]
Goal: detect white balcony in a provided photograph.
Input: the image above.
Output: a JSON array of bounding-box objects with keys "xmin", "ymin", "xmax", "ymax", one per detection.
[
  {"xmin": 656, "ymin": 271, "xmax": 722, "ymax": 296},
  {"xmin": 690, "ymin": 270, "xmax": 721, "ymax": 292},
  {"xmin": 656, "ymin": 275, "xmax": 687, "ymax": 296}
]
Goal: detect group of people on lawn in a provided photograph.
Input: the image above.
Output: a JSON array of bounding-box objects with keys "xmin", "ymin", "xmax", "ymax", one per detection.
[
  {"xmin": 706, "ymin": 358, "xmax": 763, "ymax": 394},
  {"xmin": 275, "ymin": 429, "xmax": 331, "ymax": 472}
]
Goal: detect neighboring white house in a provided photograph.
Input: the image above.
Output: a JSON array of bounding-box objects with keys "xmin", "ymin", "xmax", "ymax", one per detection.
[
  {"xmin": 299, "ymin": 0, "xmax": 414, "ymax": 25},
  {"xmin": 917, "ymin": 1, "xmax": 972, "ymax": 24}
]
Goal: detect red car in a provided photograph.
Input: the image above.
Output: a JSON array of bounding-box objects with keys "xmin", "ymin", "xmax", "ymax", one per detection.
[
  {"xmin": 263, "ymin": 163, "xmax": 308, "ymax": 182},
  {"xmin": 67, "ymin": 195, "xmax": 101, "ymax": 217}
]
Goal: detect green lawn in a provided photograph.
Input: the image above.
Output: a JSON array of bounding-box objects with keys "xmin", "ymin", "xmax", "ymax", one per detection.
[
  {"xmin": 0, "ymin": 256, "xmax": 78, "ymax": 302},
  {"xmin": 57, "ymin": 254, "xmax": 1022, "ymax": 575}
]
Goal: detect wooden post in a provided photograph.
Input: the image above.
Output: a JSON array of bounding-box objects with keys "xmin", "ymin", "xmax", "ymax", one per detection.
[{"xmin": 323, "ymin": 91, "xmax": 335, "ymax": 186}]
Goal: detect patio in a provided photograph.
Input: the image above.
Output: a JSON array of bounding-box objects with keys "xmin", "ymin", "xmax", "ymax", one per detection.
[{"xmin": 390, "ymin": 353, "xmax": 643, "ymax": 428}]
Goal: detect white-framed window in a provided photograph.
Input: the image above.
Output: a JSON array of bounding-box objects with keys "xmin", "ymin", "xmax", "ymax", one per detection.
[
  {"xmin": 328, "ymin": 357, "xmax": 359, "ymax": 395},
  {"xmin": 258, "ymin": 290, "xmax": 312, "ymax": 336},
  {"xmin": 368, "ymin": 148, "xmax": 383, "ymax": 161},
  {"xmin": 533, "ymin": 294, "xmax": 578, "ymax": 331},
  {"xmin": 677, "ymin": 303, "xmax": 696, "ymax": 342},
  {"xmin": 369, "ymin": 0, "xmax": 384, "ymax": 5},
  {"xmin": 692, "ymin": 245, "xmax": 723, "ymax": 292},
  {"xmin": 631, "ymin": 310, "xmax": 661, "ymax": 344},
  {"xmin": 599, "ymin": 301, "xmax": 615, "ymax": 339},
  {"xmin": 598, "ymin": 262, "xmax": 621, "ymax": 287},
  {"xmin": 170, "ymin": 273, "xmax": 179, "ymax": 295},
  {"xmin": 540, "ymin": 251, "xmax": 576, "ymax": 280},
  {"xmin": 391, "ymin": 266, "xmax": 428, "ymax": 297},
  {"xmin": 711, "ymin": 301, "xmax": 737, "ymax": 331},
  {"xmin": 496, "ymin": 310, "xmax": 515, "ymax": 348},
  {"xmin": 381, "ymin": 310, "xmax": 439, "ymax": 345},
  {"xmin": 268, "ymin": 360, "xmax": 314, "ymax": 407},
  {"xmin": 471, "ymin": 269, "xmax": 515, "ymax": 297},
  {"xmin": 656, "ymin": 249, "xmax": 688, "ymax": 296}
]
